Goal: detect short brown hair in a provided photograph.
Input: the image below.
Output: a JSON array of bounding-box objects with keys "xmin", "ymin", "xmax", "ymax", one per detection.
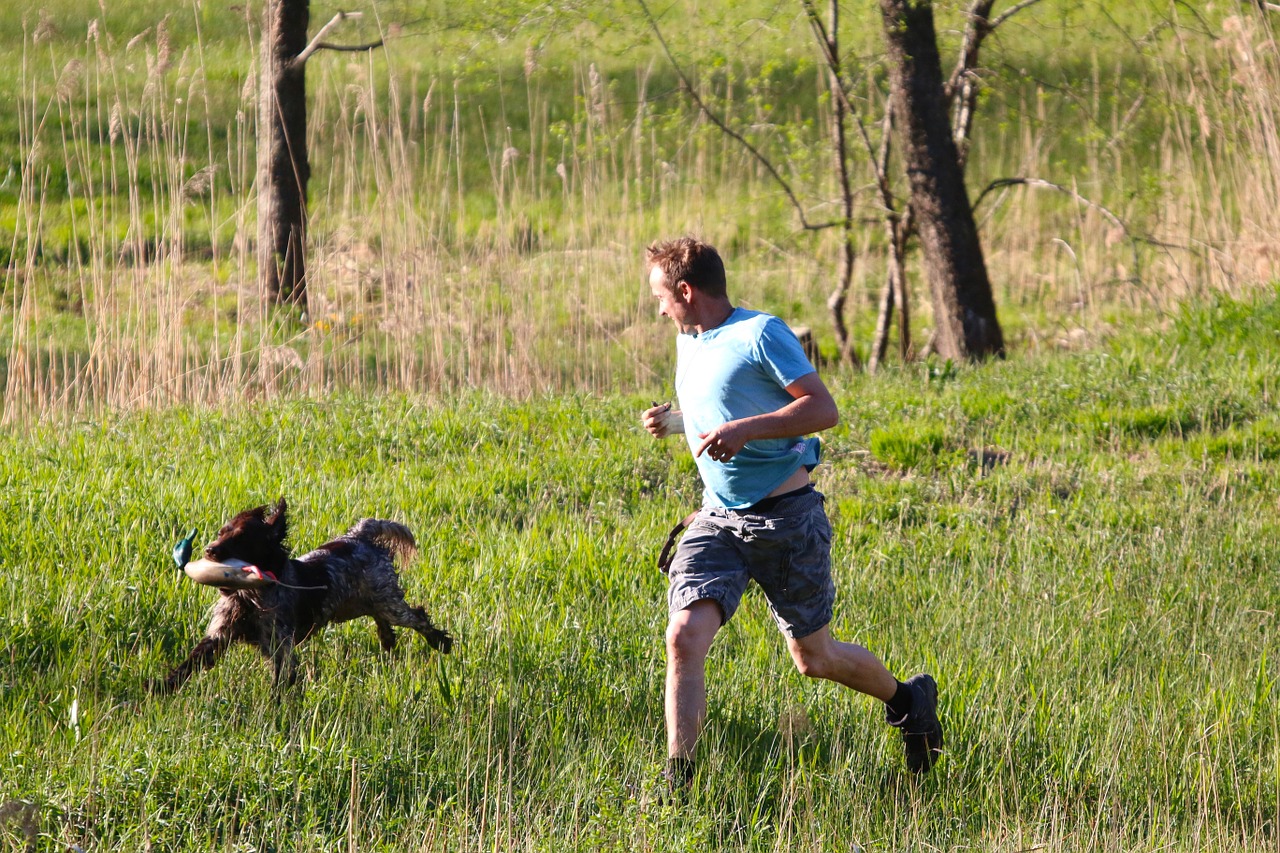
[{"xmin": 645, "ymin": 237, "xmax": 727, "ymax": 298}]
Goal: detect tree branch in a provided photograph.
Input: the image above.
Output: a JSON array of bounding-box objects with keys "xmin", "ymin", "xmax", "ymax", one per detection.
[
  {"xmin": 990, "ymin": 0, "xmax": 1048, "ymax": 31},
  {"xmin": 946, "ymin": 0, "xmax": 1046, "ymax": 167},
  {"xmin": 973, "ymin": 177, "xmax": 1126, "ymax": 230},
  {"xmin": 313, "ymin": 39, "xmax": 384, "ymax": 53},
  {"xmin": 972, "ymin": 176, "xmax": 1198, "ymax": 287},
  {"xmin": 637, "ymin": 0, "xmax": 839, "ymax": 232},
  {"xmin": 946, "ymin": 0, "xmax": 996, "ymax": 102},
  {"xmin": 292, "ymin": 11, "xmax": 376, "ymax": 68}
]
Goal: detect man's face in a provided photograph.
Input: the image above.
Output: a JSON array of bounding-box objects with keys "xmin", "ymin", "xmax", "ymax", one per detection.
[{"xmin": 649, "ymin": 265, "xmax": 694, "ymax": 334}]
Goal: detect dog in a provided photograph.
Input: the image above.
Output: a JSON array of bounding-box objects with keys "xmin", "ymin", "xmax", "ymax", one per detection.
[{"xmin": 156, "ymin": 498, "xmax": 452, "ymax": 693}]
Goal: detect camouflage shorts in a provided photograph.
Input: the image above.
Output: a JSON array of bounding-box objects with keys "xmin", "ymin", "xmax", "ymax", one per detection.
[{"xmin": 667, "ymin": 486, "xmax": 835, "ymax": 639}]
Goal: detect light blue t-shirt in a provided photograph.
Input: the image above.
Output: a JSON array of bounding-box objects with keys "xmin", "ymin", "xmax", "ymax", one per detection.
[{"xmin": 675, "ymin": 307, "xmax": 822, "ymax": 509}]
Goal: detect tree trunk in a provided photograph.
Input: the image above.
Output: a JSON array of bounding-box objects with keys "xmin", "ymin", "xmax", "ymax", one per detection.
[
  {"xmin": 869, "ymin": 213, "xmax": 910, "ymax": 372},
  {"xmin": 827, "ymin": 230, "xmax": 862, "ymax": 369},
  {"xmin": 878, "ymin": 0, "xmax": 1003, "ymax": 360},
  {"xmin": 257, "ymin": 0, "xmax": 311, "ymax": 311}
]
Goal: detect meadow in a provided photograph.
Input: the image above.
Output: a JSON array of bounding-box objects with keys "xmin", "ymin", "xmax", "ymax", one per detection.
[
  {"xmin": 2, "ymin": 0, "xmax": 1280, "ymax": 849},
  {"xmin": 3, "ymin": 1, "xmax": 1278, "ymax": 418},
  {"xmin": 2, "ymin": 291, "xmax": 1279, "ymax": 850}
]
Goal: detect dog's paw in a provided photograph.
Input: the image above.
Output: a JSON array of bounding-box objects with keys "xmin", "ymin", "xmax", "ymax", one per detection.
[{"xmin": 146, "ymin": 676, "xmax": 176, "ymax": 696}]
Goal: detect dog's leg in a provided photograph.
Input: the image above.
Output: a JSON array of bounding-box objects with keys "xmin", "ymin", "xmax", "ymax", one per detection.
[
  {"xmin": 154, "ymin": 635, "xmax": 231, "ymax": 694},
  {"xmin": 268, "ymin": 636, "xmax": 301, "ymax": 689},
  {"xmin": 381, "ymin": 602, "xmax": 453, "ymax": 654},
  {"xmin": 374, "ymin": 618, "xmax": 397, "ymax": 652},
  {"xmin": 253, "ymin": 620, "xmax": 302, "ymax": 690}
]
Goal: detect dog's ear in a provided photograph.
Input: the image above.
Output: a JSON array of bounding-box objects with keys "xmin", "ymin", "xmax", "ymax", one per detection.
[{"xmin": 266, "ymin": 497, "xmax": 288, "ymax": 541}]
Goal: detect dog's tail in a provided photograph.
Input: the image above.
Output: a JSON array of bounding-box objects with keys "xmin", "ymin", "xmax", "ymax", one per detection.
[{"xmin": 347, "ymin": 519, "xmax": 417, "ymax": 563}]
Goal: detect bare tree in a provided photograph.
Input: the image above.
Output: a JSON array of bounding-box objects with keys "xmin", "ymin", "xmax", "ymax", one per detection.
[
  {"xmin": 256, "ymin": 4, "xmax": 382, "ymax": 312},
  {"xmin": 804, "ymin": 0, "xmax": 862, "ymax": 369},
  {"xmin": 878, "ymin": 0, "xmax": 1004, "ymax": 360},
  {"xmin": 866, "ymin": 106, "xmax": 913, "ymax": 373},
  {"xmin": 820, "ymin": 0, "xmax": 1046, "ymax": 367},
  {"xmin": 639, "ymin": 0, "xmax": 1080, "ymax": 365},
  {"xmin": 257, "ymin": 0, "xmax": 309, "ymax": 310},
  {"xmin": 802, "ymin": 0, "xmax": 912, "ymax": 373},
  {"xmin": 637, "ymin": 0, "xmax": 864, "ymax": 361}
]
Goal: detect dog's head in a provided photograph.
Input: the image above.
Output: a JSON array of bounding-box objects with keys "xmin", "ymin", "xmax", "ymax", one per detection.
[{"xmin": 204, "ymin": 497, "xmax": 290, "ymax": 571}]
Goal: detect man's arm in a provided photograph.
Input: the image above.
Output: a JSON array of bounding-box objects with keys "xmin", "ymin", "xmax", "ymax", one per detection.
[{"xmin": 693, "ymin": 372, "xmax": 837, "ymax": 461}]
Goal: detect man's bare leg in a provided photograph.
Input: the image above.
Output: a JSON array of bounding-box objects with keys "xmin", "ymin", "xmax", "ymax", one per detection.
[
  {"xmin": 786, "ymin": 625, "xmax": 898, "ymax": 699},
  {"xmin": 788, "ymin": 624, "xmax": 943, "ymax": 772},
  {"xmin": 665, "ymin": 599, "xmax": 722, "ymax": 776}
]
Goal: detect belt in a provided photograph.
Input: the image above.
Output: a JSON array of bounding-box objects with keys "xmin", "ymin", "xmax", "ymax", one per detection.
[
  {"xmin": 734, "ymin": 483, "xmax": 815, "ymax": 514},
  {"xmin": 657, "ymin": 510, "xmax": 700, "ymax": 574}
]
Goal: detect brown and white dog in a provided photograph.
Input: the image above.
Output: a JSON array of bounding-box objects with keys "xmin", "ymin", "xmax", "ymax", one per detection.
[{"xmin": 155, "ymin": 498, "xmax": 452, "ymax": 693}]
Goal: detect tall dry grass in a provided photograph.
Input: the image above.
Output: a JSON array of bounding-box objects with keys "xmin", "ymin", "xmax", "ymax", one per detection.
[
  {"xmin": 3, "ymin": 6, "xmax": 1278, "ymax": 424},
  {"xmin": 1165, "ymin": 10, "xmax": 1280, "ymax": 293},
  {"xmin": 968, "ymin": 8, "xmax": 1280, "ymax": 337}
]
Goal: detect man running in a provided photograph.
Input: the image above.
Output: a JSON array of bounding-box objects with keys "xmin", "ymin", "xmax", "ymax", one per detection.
[{"xmin": 641, "ymin": 236, "xmax": 942, "ymax": 790}]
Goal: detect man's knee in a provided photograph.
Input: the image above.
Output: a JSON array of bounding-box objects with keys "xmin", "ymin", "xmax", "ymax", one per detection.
[
  {"xmin": 665, "ymin": 622, "xmax": 694, "ymax": 662},
  {"xmin": 788, "ymin": 629, "xmax": 835, "ymax": 680},
  {"xmin": 666, "ymin": 601, "xmax": 720, "ymax": 662},
  {"xmin": 790, "ymin": 646, "xmax": 831, "ymax": 680}
]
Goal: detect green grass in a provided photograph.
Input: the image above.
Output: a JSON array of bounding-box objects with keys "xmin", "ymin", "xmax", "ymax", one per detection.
[
  {"xmin": 2, "ymin": 289, "xmax": 1278, "ymax": 850},
  {"xmin": 1, "ymin": 2, "xmax": 1278, "ymax": 844}
]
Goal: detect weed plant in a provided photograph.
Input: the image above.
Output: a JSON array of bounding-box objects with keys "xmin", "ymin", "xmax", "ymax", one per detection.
[{"xmin": 1, "ymin": 289, "xmax": 1277, "ymax": 850}]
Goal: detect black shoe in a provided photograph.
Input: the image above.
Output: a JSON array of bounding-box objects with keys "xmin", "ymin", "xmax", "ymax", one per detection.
[
  {"xmin": 660, "ymin": 757, "xmax": 695, "ymax": 793},
  {"xmin": 886, "ymin": 673, "xmax": 943, "ymax": 773},
  {"xmin": 639, "ymin": 758, "xmax": 694, "ymax": 809}
]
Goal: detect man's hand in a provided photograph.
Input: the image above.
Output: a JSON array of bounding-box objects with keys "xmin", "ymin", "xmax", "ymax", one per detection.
[
  {"xmin": 694, "ymin": 421, "xmax": 749, "ymax": 463},
  {"xmin": 643, "ymin": 402, "xmax": 684, "ymax": 438}
]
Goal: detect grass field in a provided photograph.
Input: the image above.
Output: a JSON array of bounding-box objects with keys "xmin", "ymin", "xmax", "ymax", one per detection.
[
  {"xmin": 2, "ymin": 1, "xmax": 1279, "ymax": 849},
  {"xmin": 1, "ymin": 290, "xmax": 1278, "ymax": 850}
]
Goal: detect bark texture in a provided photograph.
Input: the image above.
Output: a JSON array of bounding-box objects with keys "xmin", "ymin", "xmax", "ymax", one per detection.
[{"xmin": 256, "ymin": 0, "xmax": 311, "ymax": 309}]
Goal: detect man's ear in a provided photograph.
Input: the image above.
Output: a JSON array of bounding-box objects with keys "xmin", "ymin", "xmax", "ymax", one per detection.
[{"xmin": 676, "ymin": 280, "xmax": 694, "ymax": 302}]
